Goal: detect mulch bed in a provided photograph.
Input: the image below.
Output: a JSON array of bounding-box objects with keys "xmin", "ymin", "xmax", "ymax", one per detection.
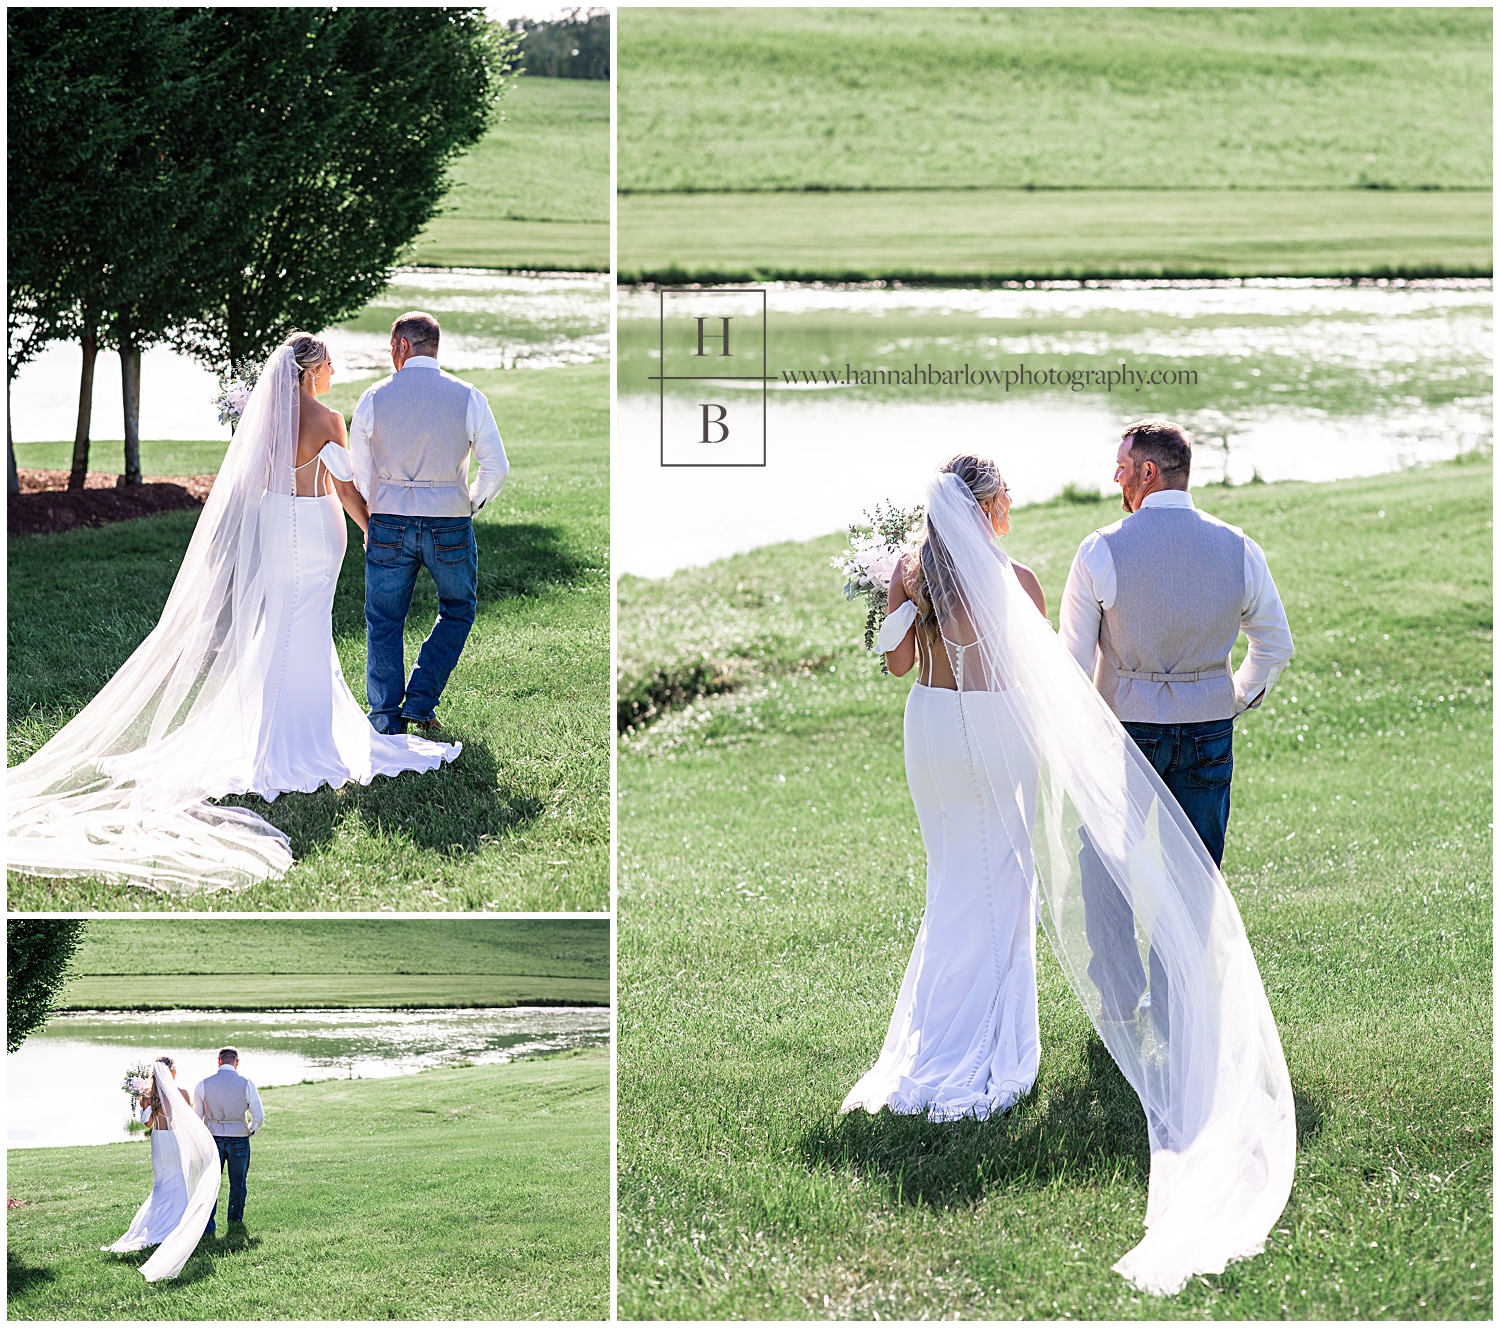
[{"xmin": 10, "ymin": 469, "xmax": 215, "ymax": 537}]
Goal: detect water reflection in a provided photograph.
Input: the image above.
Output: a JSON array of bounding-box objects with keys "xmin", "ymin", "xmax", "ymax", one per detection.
[
  {"xmin": 8, "ymin": 1007, "xmax": 610, "ymax": 1149},
  {"xmin": 615, "ymin": 278, "xmax": 1491, "ymax": 577},
  {"xmin": 10, "ymin": 270, "xmax": 608, "ymax": 444}
]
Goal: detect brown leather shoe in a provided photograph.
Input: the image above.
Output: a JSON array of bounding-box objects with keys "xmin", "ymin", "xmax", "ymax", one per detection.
[{"xmin": 403, "ymin": 716, "xmax": 445, "ymax": 734}]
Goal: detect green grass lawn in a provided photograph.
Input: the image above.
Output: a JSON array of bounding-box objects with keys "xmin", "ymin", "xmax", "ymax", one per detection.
[
  {"xmin": 60, "ymin": 974, "xmax": 605, "ymax": 1010},
  {"xmin": 619, "ymin": 189, "xmax": 1493, "ymax": 284},
  {"xmin": 7, "ymin": 1052, "xmax": 609, "ymax": 1320},
  {"xmin": 618, "ymin": 7, "xmax": 1492, "ymax": 280},
  {"xmin": 414, "ymin": 77, "xmax": 608, "ymax": 270},
  {"xmin": 55, "ymin": 918, "xmax": 610, "ymax": 1009},
  {"xmin": 7, "ymin": 362, "xmax": 608, "ymax": 912},
  {"xmin": 616, "ymin": 462, "xmax": 1492, "ymax": 1319}
]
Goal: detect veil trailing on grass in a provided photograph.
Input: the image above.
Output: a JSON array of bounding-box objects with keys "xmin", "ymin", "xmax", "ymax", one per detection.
[
  {"xmin": 920, "ymin": 471, "xmax": 1295, "ymax": 1296},
  {"xmin": 6, "ymin": 347, "xmax": 305, "ymax": 891},
  {"xmin": 140, "ymin": 1061, "xmax": 221, "ymax": 1282}
]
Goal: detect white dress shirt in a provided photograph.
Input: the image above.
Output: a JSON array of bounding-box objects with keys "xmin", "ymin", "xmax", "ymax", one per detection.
[
  {"xmin": 194, "ymin": 1065, "xmax": 266, "ymax": 1137},
  {"xmin": 347, "ymin": 356, "xmax": 510, "ymax": 513},
  {"xmin": 1059, "ymin": 489, "xmax": 1294, "ymax": 712}
]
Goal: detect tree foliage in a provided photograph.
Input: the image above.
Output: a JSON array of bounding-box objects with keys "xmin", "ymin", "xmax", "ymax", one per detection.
[
  {"xmin": 171, "ymin": 8, "xmax": 517, "ymax": 371},
  {"xmin": 7, "ymin": 920, "xmax": 87, "ymax": 1053},
  {"xmin": 509, "ymin": 8, "xmax": 610, "ymax": 80}
]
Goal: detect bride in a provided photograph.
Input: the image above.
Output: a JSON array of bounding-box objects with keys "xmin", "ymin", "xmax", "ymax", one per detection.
[
  {"xmin": 841, "ymin": 455, "xmax": 1295, "ymax": 1295},
  {"xmin": 7, "ymin": 334, "xmax": 460, "ymax": 892},
  {"xmin": 104, "ymin": 1059, "xmax": 220, "ymax": 1281}
]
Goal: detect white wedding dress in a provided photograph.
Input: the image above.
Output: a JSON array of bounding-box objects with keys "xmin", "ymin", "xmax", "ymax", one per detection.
[
  {"xmin": 841, "ymin": 473, "xmax": 1296, "ymax": 1297},
  {"xmin": 843, "ymin": 678, "xmax": 1041, "ymax": 1120},
  {"xmin": 7, "ymin": 347, "xmax": 459, "ymax": 891},
  {"xmin": 104, "ymin": 1065, "xmax": 221, "ymax": 1281}
]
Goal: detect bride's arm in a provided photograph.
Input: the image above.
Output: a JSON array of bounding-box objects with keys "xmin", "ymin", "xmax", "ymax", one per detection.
[
  {"xmin": 1010, "ymin": 561, "xmax": 1047, "ymax": 617},
  {"xmin": 883, "ymin": 554, "xmax": 919, "ymax": 677},
  {"xmin": 323, "ymin": 412, "xmax": 370, "ymax": 539}
]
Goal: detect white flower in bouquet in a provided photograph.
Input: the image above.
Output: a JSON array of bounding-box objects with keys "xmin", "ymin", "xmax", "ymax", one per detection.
[
  {"xmin": 213, "ymin": 362, "xmax": 260, "ymax": 429},
  {"xmin": 833, "ymin": 501, "xmax": 924, "ymax": 666},
  {"xmin": 122, "ymin": 1061, "xmax": 156, "ymax": 1110}
]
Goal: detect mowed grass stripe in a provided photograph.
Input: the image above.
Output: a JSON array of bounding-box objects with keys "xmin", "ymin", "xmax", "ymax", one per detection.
[
  {"xmin": 65, "ymin": 919, "xmax": 608, "ymax": 979},
  {"xmin": 619, "ymin": 189, "xmax": 1494, "ymax": 284},
  {"xmin": 6, "ymin": 1054, "xmax": 609, "ymax": 1320},
  {"xmin": 60, "ymin": 974, "xmax": 608, "ymax": 1010}
]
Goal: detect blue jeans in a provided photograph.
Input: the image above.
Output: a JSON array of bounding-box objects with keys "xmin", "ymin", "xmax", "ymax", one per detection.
[
  {"xmin": 205, "ymin": 1135, "xmax": 250, "ymax": 1234},
  {"xmin": 365, "ymin": 514, "xmax": 478, "ymax": 734},
  {"xmin": 1079, "ymin": 717, "xmax": 1235, "ymax": 1038}
]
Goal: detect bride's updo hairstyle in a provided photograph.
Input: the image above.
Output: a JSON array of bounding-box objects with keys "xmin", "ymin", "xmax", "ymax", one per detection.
[
  {"xmin": 909, "ymin": 454, "xmax": 1005, "ymax": 637},
  {"xmin": 282, "ymin": 331, "xmax": 330, "ymax": 385}
]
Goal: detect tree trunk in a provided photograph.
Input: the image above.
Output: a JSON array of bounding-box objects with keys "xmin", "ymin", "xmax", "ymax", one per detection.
[
  {"xmin": 7, "ymin": 394, "xmax": 17, "ymax": 496},
  {"xmin": 120, "ymin": 336, "xmax": 142, "ymax": 485},
  {"xmin": 69, "ymin": 331, "xmax": 98, "ymax": 490}
]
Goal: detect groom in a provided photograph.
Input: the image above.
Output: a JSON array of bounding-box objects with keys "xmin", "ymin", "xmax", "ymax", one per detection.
[
  {"xmin": 1059, "ymin": 419, "xmax": 1294, "ymax": 1035},
  {"xmin": 348, "ymin": 312, "xmax": 511, "ymax": 735},
  {"xmin": 195, "ymin": 1048, "xmax": 265, "ymax": 1236}
]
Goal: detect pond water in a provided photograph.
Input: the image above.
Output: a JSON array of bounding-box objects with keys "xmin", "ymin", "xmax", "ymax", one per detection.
[
  {"xmin": 8, "ymin": 1006, "xmax": 610, "ymax": 1149},
  {"xmin": 615, "ymin": 278, "xmax": 1491, "ymax": 577},
  {"xmin": 10, "ymin": 269, "xmax": 609, "ymax": 446}
]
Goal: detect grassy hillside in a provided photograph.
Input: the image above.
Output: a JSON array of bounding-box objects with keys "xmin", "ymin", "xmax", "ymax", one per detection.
[
  {"xmin": 7, "ymin": 1054, "xmax": 609, "ymax": 1320},
  {"xmin": 7, "ymin": 362, "xmax": 608, "ymax": 912},
  {"xmin": 616, "ymin": 462, "xmax": 1492, "ymax": 1318},
  {"xmin": 415, "ymin": 77, "xmax": 608, "ymax": 270},
  {"xmin": 619, "ymin": 189, "xmax": 1492, "ymax": 284},
  {"xmin": 54, "ymin": 919, "xmax": 608, "ymax": 1008},
  {"xmin": 68, "ymin": 919, "xmax": 607, "ymax": 976},
  {"xmin": 617, "ymin": 7, "xmax": 1492, "ymax": 280},
  {"xmin": 620, "ymin": 8, "xmax": 1491, "ymax": 194}
]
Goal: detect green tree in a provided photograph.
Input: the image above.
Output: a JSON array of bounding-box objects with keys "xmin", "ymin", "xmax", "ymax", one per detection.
[
  {"xmin": 172, "ymin": 8, "xmax": 518, "ymax": 372},
  {"xmin": 8, "ymin": 9, "xmax": 234, "ymax": 486},
  {"xmin": 510, "ymin": 9, "xmax": 610, "ymax": 80},
  {"xmin": 7, "ymin": 920, "xmax": 87, "ymax": 1053}
]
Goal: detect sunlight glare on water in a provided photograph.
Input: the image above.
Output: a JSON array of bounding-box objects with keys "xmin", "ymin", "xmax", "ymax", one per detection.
[{"xmin": 8, "ymin": 1006, "xmax": 610, "ymax": 1149}]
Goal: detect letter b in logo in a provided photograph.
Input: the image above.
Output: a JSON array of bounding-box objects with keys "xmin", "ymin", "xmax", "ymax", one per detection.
[{"xmin": 700, "ymin": 404, "xmax": 729, "ymax": 444}]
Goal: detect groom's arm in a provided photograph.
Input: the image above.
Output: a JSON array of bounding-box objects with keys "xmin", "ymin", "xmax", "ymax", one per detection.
[
  {"xmin": 1232, "ymin": 537, "xmax": 1294, "ymax": 711},
  {"xmin": 245, "ymin": 1082, "xmax": 265, "ymax": 1135},
  {"xmin": 1059, "ymin": 533, "xmax": 1113, "ymax": 680},
  {"xmin": 347, "ymin": 390, "xmax": 376, "ymax": 501},
  {"xmin": 466, "ymin": 386, "xmax": 510, "ymax": 513}
]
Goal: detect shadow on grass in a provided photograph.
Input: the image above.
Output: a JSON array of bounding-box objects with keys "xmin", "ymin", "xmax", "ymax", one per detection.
[
  {"xmin": 170, "ymin": 1224, "xmax": 264, "ymax": 1286},
  {"xmin": 800, "ymin": 1037, "xmax": 1151, "ymax": 1209},
  {"xmin": 6, "ymin": 1251, "xmax": 58, "ymax": 1299},
  {"xmin": 221, "ymin": 735, "xmax": 544, "ymax": 860},
  {"xmin": 330, "ymin": 520, "xmax": 588, "ymax": 635}
]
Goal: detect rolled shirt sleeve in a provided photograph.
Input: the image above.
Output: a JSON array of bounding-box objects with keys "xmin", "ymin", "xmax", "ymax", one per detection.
[
  {"xmin": 1232, "ymin": 536, "xmax": 1295, "ymax": 711},
  {"xmin": 467, "ymin": 385, "xmax": 510, "ymax": 513},
  {"xmin": 347, "ymin": 389, "xmax": 377, "ymax": 502},
  {"xmin": 246, "ymin": 1081, "xmax": 265, "ymax": 1134},
  {"xmin": 1058, "ymin": 531, "xmax": 1114, "ymax": 680}
]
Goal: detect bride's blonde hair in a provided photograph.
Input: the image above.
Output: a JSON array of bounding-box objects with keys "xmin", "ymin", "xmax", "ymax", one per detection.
[
  {"xmin": 282, "ymin": 331, "xmax": 330, "ymax": 384},
  {"xmin": 909, "ymin": 454, "xmax": 1005, "ymax": 637}
]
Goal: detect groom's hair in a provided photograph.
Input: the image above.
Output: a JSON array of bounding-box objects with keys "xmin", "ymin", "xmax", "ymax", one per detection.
[
  {"xmin": 391, "ymin": 312, "xmax": 440, "ymax": 355},
  {"xmin": 1121, "ymin": 419, "xmax": 1192, "ymax": 487},
  {"xmin": 218, "ymin": 1047, "xmax": 239, "ymax": 1064}
]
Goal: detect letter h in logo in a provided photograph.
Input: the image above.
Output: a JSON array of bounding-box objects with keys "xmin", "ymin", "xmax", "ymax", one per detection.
[{"xmin": 656, "ymin": 289, "xmax": 767, "ymax": 466}]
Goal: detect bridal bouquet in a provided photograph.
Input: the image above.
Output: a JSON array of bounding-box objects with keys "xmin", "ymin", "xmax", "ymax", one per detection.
[
  {"xmin": 122, "ymin": 1061, "xmax": 155, "ymax": 1110},
  {"xmin": 213, "ymin": 362, "xmax": 260, "ymax": 429},
  {"xmin": 832, "ymin": 502, "xmax": 924, "ymax": 666}
]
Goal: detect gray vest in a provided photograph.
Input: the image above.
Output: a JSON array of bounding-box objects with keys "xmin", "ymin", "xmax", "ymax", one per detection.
[
  {"xmin": 1096, "ymin": 505, "xmax": 1245, "ymax": 723},
  {"xmin": 365, "ymin": 366, "xmax": 474, "ymax": 517}
]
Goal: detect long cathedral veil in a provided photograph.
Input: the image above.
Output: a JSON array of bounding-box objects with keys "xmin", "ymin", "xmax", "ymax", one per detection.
[
  {"xmin": 138, "ymin": 1061, "xmax": 221, "ymax": 1282},
  {"xmin": 920, "ymin": 470, "xmax": 1295, "ymax": 1295},
  {"xmin": 6, "ymin": 347, "xmax": 306, "ymax": 890}
]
